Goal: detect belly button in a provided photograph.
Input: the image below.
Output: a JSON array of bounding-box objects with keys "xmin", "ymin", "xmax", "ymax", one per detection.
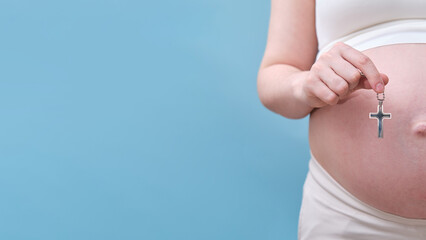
[{"xmin": 413, "ymin": 122, "xmax": 426, "ymax": 136}]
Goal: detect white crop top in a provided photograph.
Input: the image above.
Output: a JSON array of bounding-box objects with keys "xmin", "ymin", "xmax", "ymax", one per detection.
[{"xmin": 315, "ymin": 0, "xmax": 426, "ymax": 60}]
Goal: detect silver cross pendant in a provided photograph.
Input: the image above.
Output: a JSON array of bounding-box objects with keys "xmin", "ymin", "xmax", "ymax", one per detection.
[{"xmin": 369, "ymin": 93, "xmax": 391, "ymax": 138}]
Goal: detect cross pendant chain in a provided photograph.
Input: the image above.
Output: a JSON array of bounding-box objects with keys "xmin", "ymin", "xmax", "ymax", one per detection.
[{"xmin": 369, "ymin": 93, "xmax": 391, "ymax": 138}]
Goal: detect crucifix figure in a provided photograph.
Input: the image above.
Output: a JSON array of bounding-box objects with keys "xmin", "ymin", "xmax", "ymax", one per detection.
[{"xmin": 369, "ymin": 93, "xmax": 391, "ymax": 138}]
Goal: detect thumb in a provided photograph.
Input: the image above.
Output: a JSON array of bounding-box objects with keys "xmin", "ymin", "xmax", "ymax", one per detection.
[{"xmin": 353, "ymin": 73, "xmax": 389, "ymax": 91}]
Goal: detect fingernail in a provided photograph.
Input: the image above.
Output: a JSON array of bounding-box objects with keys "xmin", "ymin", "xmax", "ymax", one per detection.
[{"xmin": 375, "ymin": 82, "xmax": 384, "ymax": 92}]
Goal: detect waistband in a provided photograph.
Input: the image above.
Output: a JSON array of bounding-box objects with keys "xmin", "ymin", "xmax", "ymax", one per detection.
[
  {"xmin": 316, "ymin": 19, "xmax": 426, "ymax": 61},
  {"xmin": 308, "ymin": 150, "xmax": 426, "ymax": 226}
]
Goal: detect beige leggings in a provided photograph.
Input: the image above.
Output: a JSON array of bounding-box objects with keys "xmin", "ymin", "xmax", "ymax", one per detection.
[{"xmin": 298, "ymin": 152, "xmax": 426, "ymax": 240}]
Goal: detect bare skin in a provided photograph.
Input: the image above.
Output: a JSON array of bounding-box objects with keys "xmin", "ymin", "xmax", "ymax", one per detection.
[{"xmin": 257, "ymin": 0, "xmax": 426, "ymax": 219}]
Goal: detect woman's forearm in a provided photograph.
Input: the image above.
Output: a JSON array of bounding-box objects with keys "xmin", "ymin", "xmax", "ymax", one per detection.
[{"xmin": 257, "ymin": 64, "xmax": 314, "ymax": 119}]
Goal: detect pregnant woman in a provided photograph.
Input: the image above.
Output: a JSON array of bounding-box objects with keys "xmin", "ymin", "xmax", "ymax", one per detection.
[{"xmin": 257, "ymin": 0, "xmax": 426, "ymax": 239}]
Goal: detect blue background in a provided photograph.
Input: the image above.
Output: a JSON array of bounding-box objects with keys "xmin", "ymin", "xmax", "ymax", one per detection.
[{"xmin": 0, "ymin": 0, "xmax": 311, "ymax": 239}]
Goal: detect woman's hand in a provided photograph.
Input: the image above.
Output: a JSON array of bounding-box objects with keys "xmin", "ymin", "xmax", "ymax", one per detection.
[{"xmin": 299, "ymin": 42, "xmax": 389, "ymax": 108}]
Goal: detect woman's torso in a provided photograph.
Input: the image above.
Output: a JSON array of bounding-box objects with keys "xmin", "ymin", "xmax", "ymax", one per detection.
[{"xmin": 311, "ymin": 1, "xmax": 426, "ymax": 219}]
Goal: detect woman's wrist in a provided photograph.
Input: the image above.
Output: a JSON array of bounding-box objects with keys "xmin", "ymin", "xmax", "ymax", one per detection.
[
  {"xmin": 258, "ymin": 64, "xmax": 314, "ymax": 119},
  {"xmin": 287, "ymin": 71, "xmax": 315, "ymax": 118}
]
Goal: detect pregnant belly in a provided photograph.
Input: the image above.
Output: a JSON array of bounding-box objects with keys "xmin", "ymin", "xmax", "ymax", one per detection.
[{"xmin": 309, "ymin": 43, "xmax": 426, "ymax": 219}]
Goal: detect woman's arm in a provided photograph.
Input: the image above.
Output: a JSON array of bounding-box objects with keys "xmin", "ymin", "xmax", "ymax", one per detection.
[
  {"xmin": 257, "ymin": 0, "xmax": 388, "ymax": 120},
  {"xmin": 257, "ymin": 0, "xmax": 318, "ymax": 119}
]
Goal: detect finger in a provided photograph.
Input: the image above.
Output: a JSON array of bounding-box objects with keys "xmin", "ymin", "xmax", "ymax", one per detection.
[
  {"xmin": 318, "ymin": 67, "xmax": 349, "ymax": 98},
  {"xmin": 311, "ymin": 80, "xmax": 339, "ymax": 105},
  {"xmin": 339, "ymin": 45, "xmax": 384, "ymax": 93},
  {"xmin": 329, "ymin": 56, "xmax": 363, "ymax": 90},
  {"xmin": 382, "ymin": 73, "xmax": 389, "ymax": 85},
  {"xmin": 354, "ymin": 72, "xmax": 389, "ymax": 91}
]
